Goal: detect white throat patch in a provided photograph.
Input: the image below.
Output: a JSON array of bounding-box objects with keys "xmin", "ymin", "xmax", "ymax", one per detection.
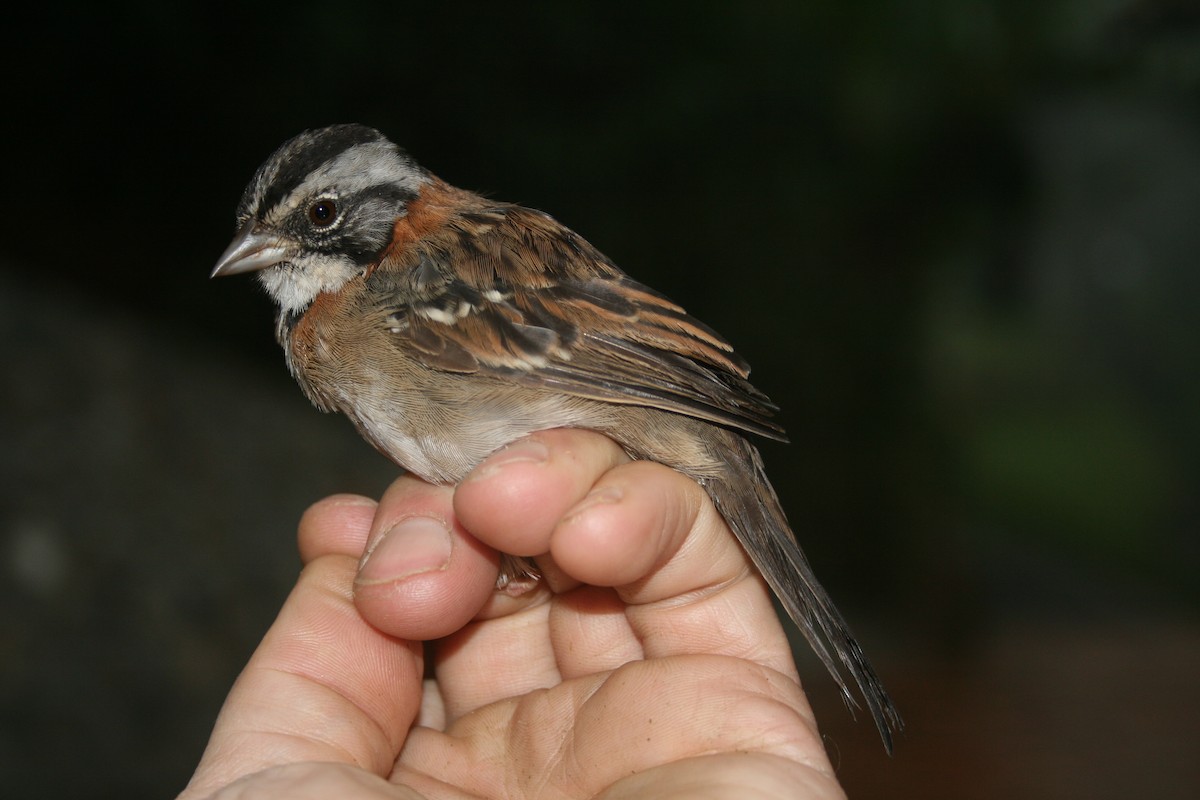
[{"xmin": 258, "ymin": 253, "xmax": 360, "ymax": 313}]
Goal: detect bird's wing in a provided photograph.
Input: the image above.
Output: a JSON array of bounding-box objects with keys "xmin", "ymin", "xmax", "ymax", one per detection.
[{"xmin": 371, "ymin": 203, "xmax": 787, "ymax": 442}]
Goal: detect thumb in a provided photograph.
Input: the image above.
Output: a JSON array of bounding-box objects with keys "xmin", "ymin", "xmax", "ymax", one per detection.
[{"xmin": 180, "ymin": 514, "xmax": 423, "ymax": 798}]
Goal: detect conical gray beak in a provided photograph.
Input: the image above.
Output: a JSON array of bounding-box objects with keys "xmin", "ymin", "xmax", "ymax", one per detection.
[{"xmin": 211, "ymin": 222, "xmax": 293, "ymax": 277}]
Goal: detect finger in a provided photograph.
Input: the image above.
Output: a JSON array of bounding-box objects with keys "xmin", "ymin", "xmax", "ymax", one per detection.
[
  {"xmin": 354, "ymin": 475, "xmax": 501, "ymax": 641},
  {"xmin": 179, "ymin": 555, "xmax": 422, "ymax": 800},
  {"xmin": 429, "ymin": 430, "xmax": 633, "ymax": 720},
  {"xmin": 297, "ymin": 494, "xmax": 378, "ymax": 563},
  {"xmin": 429, "ymin": 602, "xmax": 561, "ymax": 724},
  {"xmin": 452, "ymin": 429, "xmax": 631, "ymax": 558},
  {"xmin": 551, "ymin": 460, "xmax": 798, "ymax": 679}
]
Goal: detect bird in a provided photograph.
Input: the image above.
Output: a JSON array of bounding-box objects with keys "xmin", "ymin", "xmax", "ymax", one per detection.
[{"xmin": 212, "ymin": 123, "xmax": 902, "ymax": 751}]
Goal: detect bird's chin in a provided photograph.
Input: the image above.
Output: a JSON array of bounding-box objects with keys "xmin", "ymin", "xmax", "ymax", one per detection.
[{"xmin": 258, "ymin": 255, "xmax": 360, "ymax": 314}]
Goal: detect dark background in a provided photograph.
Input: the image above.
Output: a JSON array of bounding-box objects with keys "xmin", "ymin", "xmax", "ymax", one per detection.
[{"xmin": 2, "ymin": 2, "xmax": 1197, "ymax": 797}]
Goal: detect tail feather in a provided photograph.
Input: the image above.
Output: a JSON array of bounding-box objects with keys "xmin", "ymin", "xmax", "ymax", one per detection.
[{"xmin": 706, "ymin": 433, "xmax": 904, "ymax": 753}]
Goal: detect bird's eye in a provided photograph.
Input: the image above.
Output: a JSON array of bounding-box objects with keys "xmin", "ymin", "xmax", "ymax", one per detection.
[{"xmin": 308, "ymin": 199, "xmax": 338, "ymax": 227}]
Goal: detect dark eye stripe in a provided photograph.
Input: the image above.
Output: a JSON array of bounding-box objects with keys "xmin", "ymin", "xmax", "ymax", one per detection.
[{"xmin": 292, "ymin": 183, "xmax": 420, "ymax": 265}]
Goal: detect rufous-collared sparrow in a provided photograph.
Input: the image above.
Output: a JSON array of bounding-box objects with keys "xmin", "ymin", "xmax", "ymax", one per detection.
[{"xmin": 212, "ymin": 124, "xmax": 901, "ymax": 750}]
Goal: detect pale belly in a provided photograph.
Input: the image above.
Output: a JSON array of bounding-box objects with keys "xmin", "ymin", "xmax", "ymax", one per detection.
[{"xmin": 346, "ymin": 381, "xmax": 618, "ymax": 484}]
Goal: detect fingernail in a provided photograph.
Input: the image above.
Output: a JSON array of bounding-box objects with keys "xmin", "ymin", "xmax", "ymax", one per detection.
[
  {"xmin": 467, "ymin": 438, "xmax": 550, "ymax": 481},
  {"xmin": 562, "ymin": 484, "xmax": 624, "ymax": 523},
  {"xmin": 356, "ymin": 516, "xmax": 452, "ymax": 585}
]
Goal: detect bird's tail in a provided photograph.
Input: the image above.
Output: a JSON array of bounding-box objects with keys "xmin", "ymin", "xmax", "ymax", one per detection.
[{"xmin": 706, "ymin": 431, "xmax": 903, "ymax": 753}]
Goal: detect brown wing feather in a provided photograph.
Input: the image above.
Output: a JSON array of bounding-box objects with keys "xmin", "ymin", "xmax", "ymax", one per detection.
[{"xmin": 372, "ymin": 198, "xmax": 787, "ymax": 442}]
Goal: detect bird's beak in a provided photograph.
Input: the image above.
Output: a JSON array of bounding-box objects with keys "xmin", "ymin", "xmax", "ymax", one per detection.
[{"xmin": 211, "ymin": 222, "xmax": 292, "ymax": 278}]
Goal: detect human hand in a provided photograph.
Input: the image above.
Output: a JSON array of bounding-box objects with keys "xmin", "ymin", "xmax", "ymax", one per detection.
[{"xmin": 179, "ymin": 429, "xmax": 844, "ymax": 799}]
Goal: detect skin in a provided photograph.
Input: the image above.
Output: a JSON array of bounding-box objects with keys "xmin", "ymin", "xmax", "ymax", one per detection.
[{"xmin": 179, "ymin": 430, "xmax": 845, "ymax": 799}]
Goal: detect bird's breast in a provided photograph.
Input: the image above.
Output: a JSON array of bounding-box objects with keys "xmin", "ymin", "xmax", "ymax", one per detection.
[
  {"xmin": 342, "ymin": 374, "xmax": 616, "ymax": 484},
  {"xmin": 278, "ymin": 294, "xmax": 353, "ymax": 413},
  {"xmin": 279, "ymin": 296, "xmax": 607, "ymax": 482}
]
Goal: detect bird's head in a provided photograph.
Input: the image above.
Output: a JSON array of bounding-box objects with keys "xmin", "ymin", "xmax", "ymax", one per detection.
[{"xmin": 211, "ymin": 124, "xmax": 429, "ymax": 313}]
